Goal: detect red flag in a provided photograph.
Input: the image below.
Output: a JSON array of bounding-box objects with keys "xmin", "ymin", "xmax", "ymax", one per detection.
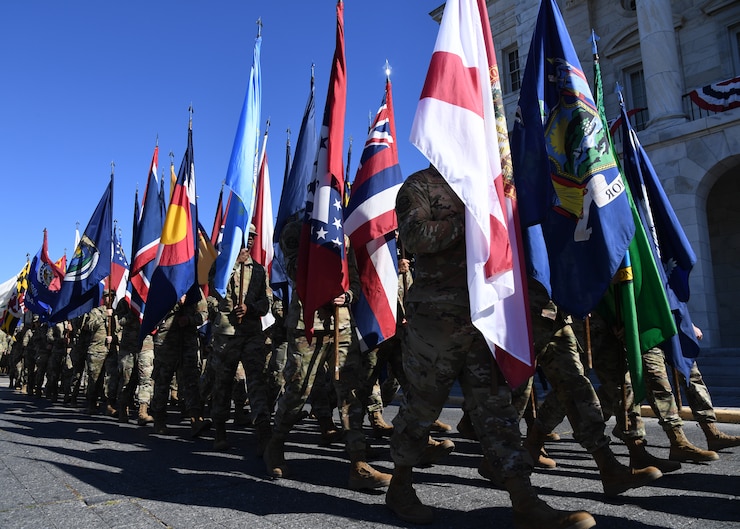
[
  {"xmin": 410, "ymin": 0, "xmax": 533, "ymax": 387},
  {"xmin": 296, "ymin": 0, "xmax": 348, "ymax": 340},
  {"xmin": 210, "ymin": 185, "xmax": 225, "ymax": 247},
  {"xmin": 251, "ymin": 130, "xmax": 274, "ymax": 273}
]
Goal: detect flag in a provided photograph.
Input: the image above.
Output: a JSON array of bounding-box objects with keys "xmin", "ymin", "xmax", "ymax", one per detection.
[
  {"xmin": 129, "ymin": 146, "xmax": 165, "ymax": 323},
  {"xmin": 140, "ymin": 122, "xmax": 199, "ymax": 340},
  {"xmin": 296, "ymin": 0, "xmax": 349, "ymax": 340},
  {"xmin": 410, "ymin": 0, "xmax": 534, "ymax": 386},
  {"xmin": 591, "ymin": 38, "xmax": 676, "ymax": 402},
  {"xmin": 251, "ymin": 129, "xmax": 275, "ymax": 272},
  {"xmin": 210, "ymin": 184, "xmax": 225, "ymax": 248},
  {"xmin": 618, "ymin": 99, "xmax": 698, "ymax": 379},
  {"xmin": 109, "ymin": 228, "xmax": 129, "ymax": 308},
  {"xmin": 25, "ymin": 229, "xmax": 66, "ymax": 320},
  {"xmin": 0, "ymin": 261, "xmax": 30, "ymax": 335},
  {"xmin": 345, "ymin": 78, "xmax": 404, "ymax": 352},
  {"xmin": 272, "ymin": 71, "xmax": 318, "ymax": 304},
  {"xmin": 213, "ymin": 31, "xmax": 262, "ymax": 297},
  {"xmin": 50, "ymin": 176, "xmax": 114, "ymax": 323},
  {"xmin": 197, "ymin": 221, "xmax": 218, "ymax": 294},
  {"xmin": 0, "ymin": 272, "xmax": 19, "ymax": 312},
  {"xmin": 511, "ymin": 0, "xmax": 634, "ymax": 319}
]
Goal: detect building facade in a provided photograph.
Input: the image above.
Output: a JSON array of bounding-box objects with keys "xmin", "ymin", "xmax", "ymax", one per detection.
[{"xmin": 453, "ymin": 0, "xmax": 740, "ymax": 348}]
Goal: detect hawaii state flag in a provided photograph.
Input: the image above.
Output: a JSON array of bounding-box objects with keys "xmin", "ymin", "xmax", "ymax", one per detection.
[
  {"xmin": 25, "ymin": 229, "xmax": 66, "ymax": 321},
  {"xmin": 140, "ymin": 122, "xmax": 198, "ymax": 340},
  {"xmin": 410, "ymin": 0, "xmax": 533, "ymax": 386},
  {"xmin": 129, "ymin": 146, "xmax": 165, "ymax": 322},
  {"xmin": 345, "ymin": 78, "xmax": 404, "ymax": 352},
  {"xmin": 297, "ymin": 0, "xmax": 348, "ymax": 340},
  {"xmin": 511, "ymin": 0, "xmax": 634, "ymax": 319},
  {"xmin": 50, "ymin": 176, "xmax": 113, "ymax": 323}
]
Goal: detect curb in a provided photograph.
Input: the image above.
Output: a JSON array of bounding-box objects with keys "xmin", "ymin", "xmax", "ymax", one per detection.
[{"xmin": 639, "ymin": 404, "xmax": 740, "ymax": 424}]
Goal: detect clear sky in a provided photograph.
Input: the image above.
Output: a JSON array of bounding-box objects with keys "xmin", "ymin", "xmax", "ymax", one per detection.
[{"xmin": 0, "ymin": 0, "xmax": 443, "ymax": 283}]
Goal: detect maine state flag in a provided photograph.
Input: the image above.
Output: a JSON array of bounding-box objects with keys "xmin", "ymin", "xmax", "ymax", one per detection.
[
  {"xmin": 511, "ymin": 0, "xmax": 634, "ymax": 318},
  {"xmin": 50, "ymin": 176, "xmax": 113, "ymax": 323}
]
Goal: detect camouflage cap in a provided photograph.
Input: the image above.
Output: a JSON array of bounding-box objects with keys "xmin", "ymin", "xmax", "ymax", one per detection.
[{"xmin": 248, "ymin": 223, "xmax": 258, "ymax": 235}]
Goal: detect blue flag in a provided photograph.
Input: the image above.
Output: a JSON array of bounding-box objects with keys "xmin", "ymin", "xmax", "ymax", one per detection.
[
  {"xmin": 511, "ymin": 0, "xmax": 634, "ymax": 318},
  {"xmin": 50, "ymin": 176, "xmax": 113, "ymax": 323},
  {"xmin": 213, "ymin": 33, "xmax": 262, "ymax": 297},
  {"xmin": 140, "ymin": 123, "xmax": 199, "ymax": 340},
  {"xmin": 271, "ymin": 72, "xmax": 318, "ymax": 303},
  {"xmin": 25, "ymin": 229, "xmax": 65, "ymax": 321},
  {"xmin": 619, "ymin": 102, "xmax": 699, "ymax": 379}
]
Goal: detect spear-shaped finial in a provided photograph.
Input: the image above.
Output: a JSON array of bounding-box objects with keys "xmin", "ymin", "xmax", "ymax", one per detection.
[
  {"xmin": 384, "ymin": 59, "xmax": 392, "ymax": 81},
  {"xmin": 188, "ymin": 104, "xmax": 193, "ymax": 130},
  {"xmin": 616, "ymin": 81, "xmax": 625, "ymax": 105},
  {"xmin": 590, "ymin": 29, "xmax": 600, "ymax": 57},
  {"xmin": 169, "ymin": 151, "xmax": 175, "ymax": 165},
  {"xmin": 110, "ymin": 160, "xmax": 115, "ymax": 176},
  {"xmin": 257, "ymin": 17, "xmax": 262, "ymax": 38}
]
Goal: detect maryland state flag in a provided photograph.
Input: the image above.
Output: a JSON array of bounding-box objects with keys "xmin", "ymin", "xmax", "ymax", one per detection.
[
  {"xmin": 140, "ymin": 119, "xmax": 198, "ymax": 341},
  {"xmin": 0, "ymin": 262, "xmax": 30, "ymax": 335}
]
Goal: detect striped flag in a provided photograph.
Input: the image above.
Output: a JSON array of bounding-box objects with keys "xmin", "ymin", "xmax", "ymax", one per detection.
[
  {"xmin": 0, "ymin": 262, "xmax": 30, "ymax": 335},
  {"xmin": 251, "ymin": 129, "xmax": 274, "ymax": 272},
  {"xmin": 109, "ymin": 228, "xmax": 129, "ymax": 309},
  {"xmin": 345, "ymin": 78, "xmax": 404, "ymax": 352}
]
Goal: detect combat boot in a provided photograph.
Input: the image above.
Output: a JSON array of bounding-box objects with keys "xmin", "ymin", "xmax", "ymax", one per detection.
[
  {"xmin": 667, "ymin": 426, "xmax": 719, "ymax": 462},
  {"xmin": 190, "ymin": 416, "xmax": 212, "ymax": 438},
  {"xmin": 263, "ymin": 434, "xmax": 288, "ymax": 479},
  {"xmin": 317, "ymin": 415, "xmax": 344, "ymax": 445},
  {"xmin": 233, "ymin": 404, "xmax": 250, "ymax": 426},
  {"xmin": 592, "ymin": 445, "xmax": 662, "ymax": 496},
  {"xmin": 700, "ymin": 422, "xmax": 740, "ymax": 451},
  {"xmin": 117, "ymin": 403, "xmax": 129, "ymax": 423},
  {"xmin": 522, "ymin": 421, "xmax": 557, "ymax": 469},
  {"xmin": 137, "ymin": 403, "xmax": 154, "ymax": 426},
  {"xmin": 369, "ymin": 410, "xmax": 394, "ymax": 438},
  {"xmin": 477, "ymin": 456, "xmax": 504, "ymax": 490},
  {"xmin": 506, "ymin": 476, "xmax": 595, "ymax": 529},
  {"xmin": 153, "ymin": 416, "xmax": 170, "ymax": 435},
  {"xmin": 213, "ymin": 421, "xmax": 230, "ymax": 452},
  {"xmin": 255, "ymin": 421, "xmax": 272, "ymax": 457},
  {"xmin": 348, "ymin": 450, "xmax": 392, "ymax": 490},
  {"xmin": 456, "ymin": 410, "xmax": 478, "ymax": 440},
  {"xmin": 430, "ymin": 418, "xmax": 452, "ymax": 433},
  {"xmin": 417, "ymin": 436, "xmax": 455, "ymax": 466},
  {"xmin": 626, "ymin": 438, "xmax": 681, "ymax": 473},
  {"xmin": 385, "ymin": 465, "xmax": 433, "ymax": 525}
]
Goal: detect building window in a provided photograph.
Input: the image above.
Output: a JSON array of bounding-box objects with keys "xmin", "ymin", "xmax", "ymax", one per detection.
[
  {"xmin": 503, "ymin": 46, "xmax": 521, "ymax": 94},
  {"xmin": 624, "ymin": 65, "xmax": 649, "ymax": 131},
  {"xmin": 731, "ymin": 24, "xmax": 740, "ymax": 76}
]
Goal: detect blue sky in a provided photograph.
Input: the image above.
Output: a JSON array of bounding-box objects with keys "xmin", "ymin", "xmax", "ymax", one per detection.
[{"xmin": 0, "ymin": 1, "xmax": 442, "ymax": 283}]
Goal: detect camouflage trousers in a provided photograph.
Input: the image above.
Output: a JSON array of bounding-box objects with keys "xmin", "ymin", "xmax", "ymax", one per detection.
[
  {"xmin": 45, "ymin": 350, "xmax": 66, "ymax": 398},
  {"xmin": 151, "ymin": 342, "xmax": 202, "ymax": 419},
  {"xmin": 391, "ymin": 302, "xmax": 531, "ymax": 478},
  {"xmin": 273, "ymin": 325, "xmax": 373, "ymax": 454},
  {"xmin": 24, "ymin": 349, "xmax": 36, "ymax": 394},
  {"xmin": 682, "ymin": 361, "xmax": 717, "ymax": 423},
  {"xmin": 33, "ymin": 351, "xmax": 50, "ymax": 394},
  {"xmin": 86, "ymin": 349, "xmax": 112, "ymax": 407},
  {"xmin": 209, "ymin": 333, "xmax": 271, "ymax": 425},
  {"xmin": 9, "ymin": 348, "xmax": 24, "ymax": 388},
  {"xmin": 534, "ymin": 323, "xmax": 610, "ymax": 452},
  {"xmin": 64, "ymin": 347, "xmax": 87, "ymax": 402},
  {"xmin": 136, "ymin": 336, "xmax": 154, "ymax": 406}
]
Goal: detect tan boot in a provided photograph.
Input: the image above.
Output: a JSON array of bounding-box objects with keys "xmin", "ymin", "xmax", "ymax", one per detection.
[
  {"xmin": 213, "ymin": 422, "xmax": 230, "ymax": 452},
  {"xmin": 430, "ymin": 418, "xmax": 452, "ymax": 433},
  {"xmin": 318, "ymin": 415, "xmax": 344, "ymax": 445},
  {"xmin": 626, "ymin": 437, "xmax": 681, "ymax": 473},
  {"xmin": 263, "ymin": 434, "xmax": 288, "ymax": 479},
  {"xmin": 523, "ymin": 421, "xmax": 557, "ymax": 469},
  {"xmin": 592, "ymin": 445, "xmax": 662, "ymax": 496},
  {"xmin": 506, "ymin": 476, "xmax": 595, "ymax": 529},
  {"xmin": 417, "ymin": 437, "xmax": 455, "ymax": 466},
  {"xmin": 348, "ymin": 450, "xmax": 392, "ymax": 490},
  {"xmin": 700, "ymin": 422, "xmax": 740, "ymax": 451},
  {"xmin": 137, "ymin": 403, "xmax": 154, "ymax": 426},
  {"xmin": 667, "ymin": 426, "xmax": 719, "ymax": 462},
  {"xmin": 456, "ymin": 410, "xmax": 478, "ymax": 440},
  {"xmin": 368, "ymin": 410, "xmax": 394, "ymax": 438},
  {"xmin": 385, "ymin": 465, "xmax": 433, "ymax": 525}
]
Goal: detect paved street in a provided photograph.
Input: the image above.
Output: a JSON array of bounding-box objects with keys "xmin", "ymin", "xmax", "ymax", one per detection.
[{"xmin": 0, "ymin": 376, "xmax": 738, "ymax": 529}]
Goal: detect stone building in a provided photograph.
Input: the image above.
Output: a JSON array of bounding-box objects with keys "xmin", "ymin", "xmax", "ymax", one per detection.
[{"xmin": 435, "ymin": 0, "xmax": 740, "ymax": 348}]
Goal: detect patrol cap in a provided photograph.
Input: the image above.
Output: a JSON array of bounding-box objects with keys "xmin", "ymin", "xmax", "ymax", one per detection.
[{"xmin": 248, "ymin": 223, "xmax": 258, "ymax": 235}]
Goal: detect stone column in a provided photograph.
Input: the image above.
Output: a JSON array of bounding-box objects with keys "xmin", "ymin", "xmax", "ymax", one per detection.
[{"xmin": 635, "ymin": 0, "xmax": 686, "ymax": 127}]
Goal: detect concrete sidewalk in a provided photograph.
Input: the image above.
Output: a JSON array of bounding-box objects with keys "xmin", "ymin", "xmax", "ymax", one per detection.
[{"xmin": 0, "ymin": 376, "xmax": 738, "ymax": 528}]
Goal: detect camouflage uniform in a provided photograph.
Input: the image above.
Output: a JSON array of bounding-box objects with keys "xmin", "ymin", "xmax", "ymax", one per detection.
[
  {"xmin": 85, "ymin": 304, "xmax": 116, "ymax": 412},
  {"xmin": 391, "ymin": 166, "xmax": 530, "ymax": 477},
  {"xmin": 64, "ymin": 314, "xmax": 91, "ymax": 404},
  {"xmin": 115, "ymin": 303, "xmax": 142, "ymax": 413},
  {"xmin": 32, "ymin": 322, "xmax": 51, "ymax": 396},
  {"xmin": 266, "ymin": 296, "xmax": 288, "ymax": 406},
  {"xmin": 272, "ymin": 219, "xmax": 372, "ymax": 456},
  {"xmin": 24, "ymin": 319, "xmax": 41, "ymax": 394},
  {"xmin": 136, "ymin": 335, "xmax": 155, "ymax": 407},
  {"xmin": 150, "ymin": 291, "xmax": 208, "ymax": 421},
  {"xmin": 45, "ymin": 321, "xmax": 69, "ymax": 401},
  {"xmin": 207, "ymin": 253, "xmax": 272, "ymax": 426},
  {"xmin": 9, "ymin": 324, "xmax": 30, "ymax": 389},
  {"xmin": 527, "ymin": 282, "xmax": 610, "ymax": 453}
]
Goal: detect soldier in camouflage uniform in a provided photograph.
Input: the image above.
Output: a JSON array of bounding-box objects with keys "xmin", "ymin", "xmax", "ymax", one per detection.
[
  {"xmin": 114, "ymin": 299, "xmax": 142, "ymax": 422},
  {"xmin": 150, "ymin": 289, "xmax": 210, "ymax": 437},
  {"xmin": 63, "ymin": 313, "xmax": 91, "ymax": 406},
  {"xmin": 135, "ymin": 334, "xmax": 155, "ymax": 425},
  {"xmin": 9, "ymin": 322, "xmax": 30, "ymax": 390},
  {"xmin": 24, "ymin": 316, "xmax": 40, "ymax": 395},
  {"xmin": 386, "ymin": 165, "xmax": 594, "ymax": 529},
  {"xmin": 263, "ymin": 218, "xmax": 392, "ymax": 491},
  {"xmin": 206, "ymin": 225, "xmax": 273, "ymax": 454},
  {"xmin": 85, "ymin": 291, "xmax": 117, "ymax": 415},
  {"xmin": 31, "ymin": 320, "xmax": 51, "ymax": 397},
  {"xmin": 517, "ymin": 280, "xmax": 661, "ymax": 496},
  {"xmin": 45, "ymin": 321, "xmax": 69, "ymax": 402}
]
